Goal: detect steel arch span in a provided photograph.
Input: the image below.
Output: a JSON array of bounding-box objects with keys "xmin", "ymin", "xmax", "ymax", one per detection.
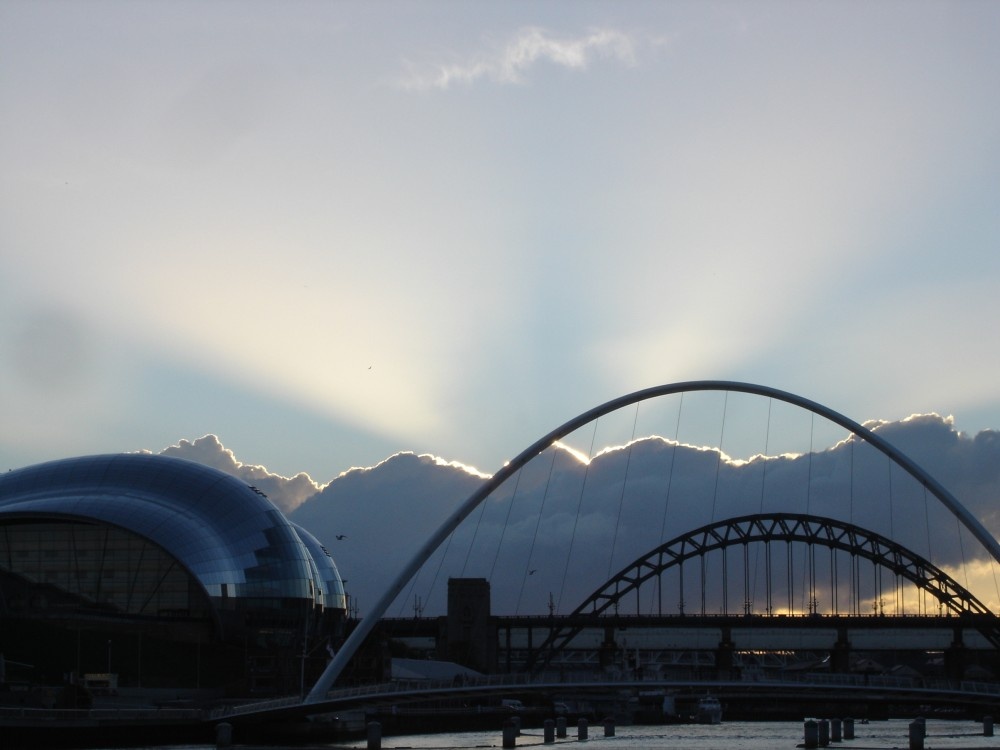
[
  {"xmin": 529, "ymin": 512, "xmax": 1000, "ymax": 670},
  {"xmin": 306, "ymin": 381, "xmax": 1000, "ymax": 701}
]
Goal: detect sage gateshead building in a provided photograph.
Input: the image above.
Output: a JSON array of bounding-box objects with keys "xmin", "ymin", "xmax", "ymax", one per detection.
[{"xmin": 0, "ymin": 453, "xmax": 346, "ymax": 697}]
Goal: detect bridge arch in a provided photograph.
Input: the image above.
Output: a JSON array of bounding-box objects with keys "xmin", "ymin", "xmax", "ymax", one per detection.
[
  {"xmin": 307, "ymin": 381, "xmax": 998, "ymax": 701},
  {"xmin": 529, "ymin": 512, "xmax": 1000, "ymax": 670}
]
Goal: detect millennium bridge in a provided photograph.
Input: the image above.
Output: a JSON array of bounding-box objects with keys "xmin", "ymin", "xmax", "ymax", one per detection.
[{"xmin": 214, "ymin": 382, "xmax": 1000, "ymax": 729}]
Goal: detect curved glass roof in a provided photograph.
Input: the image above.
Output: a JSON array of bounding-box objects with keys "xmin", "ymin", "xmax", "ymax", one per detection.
[
  {"xmin": 0, "ymin": 453, "xmax": 344, "ymax": 607},
  {"xmin": 292, "ymin": 522, "xmax": 347, "ymax": 611}
]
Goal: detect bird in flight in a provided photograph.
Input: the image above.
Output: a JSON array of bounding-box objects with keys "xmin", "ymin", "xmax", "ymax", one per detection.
[
  {"xmin": 528, "ymin": 569, "xmax": 537, "ymax": 576},
  {"xmin": 336, "ymin": 534, "xmax": 348, "ymax": 540}
]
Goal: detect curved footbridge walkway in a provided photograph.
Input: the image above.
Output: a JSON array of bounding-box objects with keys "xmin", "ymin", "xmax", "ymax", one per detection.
[
  {"xmin": 210, "ymin": 672, "xmax": 1000, "ymax": 726},
  {"xmin": 214, "ymin": 381, "xmax": 1000, "ymax": 734}
]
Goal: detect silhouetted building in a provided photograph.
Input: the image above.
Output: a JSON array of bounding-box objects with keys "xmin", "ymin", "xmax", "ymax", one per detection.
[
  {"xmin": 446, "ymin": 577, "xmax": 494, "ymax": 672},
  {"xmin": 0, "ymin": 453, "xmax": 346, "ymax": 697}
]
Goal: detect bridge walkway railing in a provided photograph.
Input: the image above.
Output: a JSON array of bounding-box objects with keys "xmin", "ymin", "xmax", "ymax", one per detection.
[{"xmin": 210, "ymin": 671, "xmax": 1000, "ymax": 721}]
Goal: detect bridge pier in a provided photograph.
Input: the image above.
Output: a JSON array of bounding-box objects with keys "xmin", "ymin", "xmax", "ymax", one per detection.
[
  {"xmin": 945, "ymin": 627, "xmax": 966, "ymax": 680},
  {"xmin": 599, "ymin": 627, "xmax": 617, "ymax": 670},
  {"xmin": 831, "ymin": 627, "xmax": 851, "ymax": 673},
  {"xmin": 715, "ymin": 626, "xmax": 735, "ymax": 680}
]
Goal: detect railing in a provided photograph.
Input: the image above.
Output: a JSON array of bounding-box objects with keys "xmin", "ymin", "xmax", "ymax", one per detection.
[
  {"xmin": 0, "ymin": 705, "xmax": 203, "ymax": 722},
  {"xmin": 210, "ymin": 669, "xmax": 1000, "ymax": 720}
]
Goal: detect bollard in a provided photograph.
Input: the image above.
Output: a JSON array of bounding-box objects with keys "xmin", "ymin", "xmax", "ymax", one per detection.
[
  {"xmin": 603, "ymin": 717, "xmax": 615, "ymax": 737},
  {"xmin": 804, "ymin": 719, "xmax": 819, "ymax": 749},
  {"xmin": 831, "ymin": 717, "xmax": 842, "ymax": 742},
  {"xmin": 503, "ymin": 719, "xmax": 517, "ymax": 749},
  {"xmin": 367, "ymin": 721, "xmax": 382, "ymax": 750},
  {"xmin": 985, "ymin": 715, "xmax": 994, "ymax": 737},
  {"xmin": 511, "ymin": 714, "xmax": 522, "ymax": 736},
  {"xmin": 578, "ymin": 717, "xmax": 589, "ymax": 741},
  {"xmin": 908, "ymin": 719, "xmax": 924, "ymax": 750},
  {"xmin": 914, "ymin": 716, "xmax": 926, "ymax": 737},
  {"xmin": 215, "ymin": 722, "xmax": 232, "ymax": 748},
  {"xmin": 544, "ymin": 719, "xmax": 555, "ymax": 744},
  {"xmin": 556, "ymin": 716, "xmax": 567, "ymax": 738},
  {"xmin": 819, "ymin": 719, "xmax": 830, "ymax": 747},
  {"xmin": 843, "ymin": 718, "xmax": 855, "ymax": 740}
]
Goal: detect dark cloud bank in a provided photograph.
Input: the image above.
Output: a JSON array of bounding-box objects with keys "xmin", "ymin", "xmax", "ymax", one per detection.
[{"xmin": 162, "ymin": 416, "xmax": 1000, "ymax": 618}]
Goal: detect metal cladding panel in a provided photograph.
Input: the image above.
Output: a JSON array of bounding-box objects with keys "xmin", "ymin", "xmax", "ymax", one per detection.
[{"xmin": 0, "ymin": 453, "xmax": 320, "ymax": 603}]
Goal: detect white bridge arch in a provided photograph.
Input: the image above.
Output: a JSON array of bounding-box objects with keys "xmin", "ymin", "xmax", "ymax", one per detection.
[{"xmin": 306, "ymin": 380, "xmax": 1000, "ymax": 702}]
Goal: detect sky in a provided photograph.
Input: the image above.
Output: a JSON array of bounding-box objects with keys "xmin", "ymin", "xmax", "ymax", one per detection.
[{"xmin": 2, "ymin": 1, "xmax": 1000, "ymax": 484}]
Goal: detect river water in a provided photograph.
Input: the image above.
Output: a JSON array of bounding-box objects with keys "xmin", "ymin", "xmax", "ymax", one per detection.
[{"xmin": 106, "ymin": 719, "xmax": 1000, "ymax": 750}]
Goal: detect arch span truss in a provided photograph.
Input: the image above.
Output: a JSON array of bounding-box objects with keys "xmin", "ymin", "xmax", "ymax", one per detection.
[
  {"xmin": 530, "ymin": 512, "xmax": 1000, "ymax": 670},
  {"xmin": 307, "ymin": 381, "xmax": 1000, "ymax": 702}
]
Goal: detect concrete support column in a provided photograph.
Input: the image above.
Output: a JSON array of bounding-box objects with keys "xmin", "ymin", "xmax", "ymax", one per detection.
[
  {"xmin": 831, "ymin": 626, "xmax": 851, "ymax": 673},
  {"xmin": 715, "ymin": 625, "xmax": 735, "ymax": 680}
]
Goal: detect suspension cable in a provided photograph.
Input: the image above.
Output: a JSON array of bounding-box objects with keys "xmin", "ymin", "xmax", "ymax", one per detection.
[
  {"xmin": 556, "ymin": 419, "xmax": 599, "ymax": 614},
  {"xmin": 485, "ymin": 470, "xmax": 521, "ymax": 581},
  {"xmin": 887, "ymin": 458, "xmax": 895, "ymax": 552},
  {"xmin": 849, "ymin": 434, "xmax": 855, "ymax": 524},
  {"xmin": 750, "ymin": 399, "xmax": 774, "ymax": 613},
  {"xmin": 461, "ymin": 480, "xmax": 495, "ymax": 577},
  {"xmin": 923, "ymin": 485, "xmax": 932, "ymax": 616},
  {"xmin": 957, "ymin": 516, "xmax": 970, "ymax": 594},
  {"xmin": 420, "ymin": 530, "xmax": 457, "ymax": 616},
  {"xmin": 515, "ymin": 446, "xmax": 558, "ymax": 615},
  {"xmin": 608, "ymin": 403, "xmax": 640, "ymax": 580},
  {"xmin": 652, "ymin": 394, "xmax": 684, "ymax": 616},
  {"xmin": 710, "ymin": 391, "xmax": 729, "ymax": 523},
  {"xmin": 658, "ymin": 393, "xmax": 684, "ymax": 544},
  {"xmin": 799, "ymin": 413, "xmax": 815, "ymax": 614}
]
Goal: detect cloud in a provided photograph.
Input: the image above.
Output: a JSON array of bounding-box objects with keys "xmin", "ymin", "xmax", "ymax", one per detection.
[
  {"xmin": 156, "ymin": 435, "xmax": 322, "ymax": 513},
  {"xmin": 295, "ymin": 416, "xmax": 1000, "ymax": 618},
  {"xmin": 161, "ymin": 418, "xmax": 1000, "ymax": 620},
  {"xmin": 398, "ymin": 26, "xmax": 637, "ymax": 90},
  {"xmin": 290, "ymin": 452, "xmax": 487, "ymax": 613}
]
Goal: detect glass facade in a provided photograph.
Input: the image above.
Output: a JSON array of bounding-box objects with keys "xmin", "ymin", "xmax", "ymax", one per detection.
[
  {"xmin": 292, "ymin": 522, "xmax": 348, "ymax": 611},
  {"xmin": 0, "ymin": 453, "xmax": 346, "ymax": 625},
  {"xmin": 0, "ymin": 520, "xmax": 208, "ymax": 618}
]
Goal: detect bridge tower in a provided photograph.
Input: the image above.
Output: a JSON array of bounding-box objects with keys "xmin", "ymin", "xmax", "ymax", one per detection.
[{"xmin": 446, "ymin": 577, "xmax": 495, "ymax": 673}]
